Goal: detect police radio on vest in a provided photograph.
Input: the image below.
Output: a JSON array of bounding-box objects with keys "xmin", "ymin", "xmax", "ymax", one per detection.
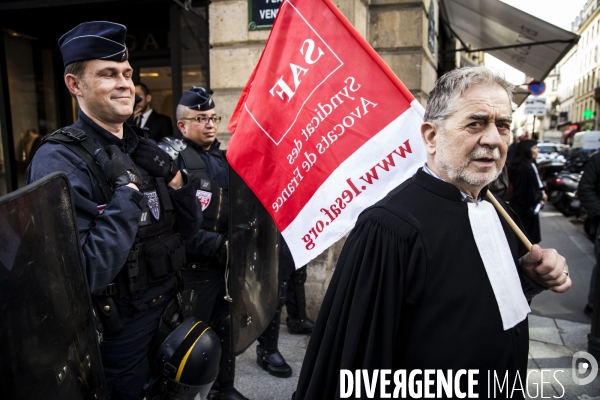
[{"xmin": 269, "ymin": 39, "xmax": 325, "ymax": 101}]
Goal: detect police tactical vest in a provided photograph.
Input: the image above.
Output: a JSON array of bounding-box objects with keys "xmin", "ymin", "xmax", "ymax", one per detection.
[
  {"xmin": 178, "ymin": 146, "xmax": 229, "ymax": 235},
  {"xmin": 42, "ymin": 128, "xmax": 185, "ymax": 306}
]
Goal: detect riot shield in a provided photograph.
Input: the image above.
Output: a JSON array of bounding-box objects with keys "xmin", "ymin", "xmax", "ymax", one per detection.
[
  {"xmin": 0, "ymin": 172, "xmax": 106, "ymax": 400},
  {"xmin": 229, "ymin": 168, "xmax": 279, "ymax": 355}
]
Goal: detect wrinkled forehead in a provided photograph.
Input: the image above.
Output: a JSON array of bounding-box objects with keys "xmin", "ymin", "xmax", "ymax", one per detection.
[{"xmin": 451, "ymin": 85, "xmax": 512, "ymax": 117}]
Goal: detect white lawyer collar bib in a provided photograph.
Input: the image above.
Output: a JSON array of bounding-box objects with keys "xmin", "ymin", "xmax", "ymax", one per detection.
[{"xmin": 467, "ymin": 200, "xmax": 530, "ymax": 330}]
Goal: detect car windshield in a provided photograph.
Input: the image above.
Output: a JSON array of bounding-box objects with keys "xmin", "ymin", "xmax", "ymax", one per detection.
[{"xmin": 539, "ymin": 146, "xmax": 557, "ymax": 153}]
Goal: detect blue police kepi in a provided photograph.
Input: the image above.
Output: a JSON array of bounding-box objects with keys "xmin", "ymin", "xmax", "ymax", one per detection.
[{"xmin": 26, "ymin": 21, "xmax": 220, "ymax": 400}]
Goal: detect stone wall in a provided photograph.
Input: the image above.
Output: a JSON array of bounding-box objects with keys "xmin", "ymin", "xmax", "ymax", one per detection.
[
  {"xmin": 369, "ymin": 0, "xmax": 438, "ymax": 107},
  {"xmin": 209, "ymin": 0, "xmax": 439, "ymax": 320}
]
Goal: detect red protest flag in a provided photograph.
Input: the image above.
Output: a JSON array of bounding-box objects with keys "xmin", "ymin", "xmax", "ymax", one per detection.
[{"xmin": 227, "ymin": 0, "xmax": 426, "ymax": 267}]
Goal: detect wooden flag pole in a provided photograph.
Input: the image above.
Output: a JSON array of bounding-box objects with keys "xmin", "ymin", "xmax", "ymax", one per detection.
[{"xmin": 486, "ymin": 191, "xmax": 532, "ymax": 251}]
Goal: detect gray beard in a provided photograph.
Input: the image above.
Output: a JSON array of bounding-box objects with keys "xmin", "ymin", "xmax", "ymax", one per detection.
[{"xmin": 436, "ymin": 145, "xmax": 502, "ymax": 188}]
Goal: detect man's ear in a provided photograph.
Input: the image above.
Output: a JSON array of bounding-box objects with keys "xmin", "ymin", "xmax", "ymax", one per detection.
[
  {"xmin": 146, "ymin": 94, "xmax": 152, "ymax": 103},
  {"xmin": 177, "ymin": 120, "xmax": 186, "ymax": 135},
  {"xmin": 64, "ymin": 74, "xmax": 83, "ymax": 98},
  {"xmin": 421, "ymin": 121, "xmax": 438, "ymax": 156}
]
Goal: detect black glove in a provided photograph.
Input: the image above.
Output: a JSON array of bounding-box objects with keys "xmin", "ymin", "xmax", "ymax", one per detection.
[
  {"xmin": 131, "ymin": 136, "xmax": 179, "ymax": 182},
  {"xmin": 94, "ymin": 145, "xmax": 143, "ymax": 188},
  {"xmin": 214, "ymin": 235, "xmax": 228, "ymax": 265}
]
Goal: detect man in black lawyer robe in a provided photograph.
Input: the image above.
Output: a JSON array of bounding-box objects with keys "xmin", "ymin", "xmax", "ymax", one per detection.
[{"xmin": 294, "ymin": 67, "xmax": 571, "ymax": 399}]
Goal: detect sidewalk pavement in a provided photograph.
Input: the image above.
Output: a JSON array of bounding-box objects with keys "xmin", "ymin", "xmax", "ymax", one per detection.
[
  {"xmin": 232, "ymin": 317, "xmax": 600, "ymax": 399},
  {"xmin": 235, "ymin": 328, "xmax": 308, "ymax": 400},
  {"xmin": 523, "ymin": 206, "xmax": 600, "ymax": 398},
  {"xmin": 527, "ymin": 314, "xmax": 600, "ymax": 399},
  {"xmin": 233, "ymin": 319, "xmax": 600, "ymax": 399}
]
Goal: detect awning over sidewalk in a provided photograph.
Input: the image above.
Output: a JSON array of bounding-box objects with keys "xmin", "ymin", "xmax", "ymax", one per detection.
[
  {"xmin": 442, "ymin": 0, "xmax": 579, "ymax": 82},
  {"xmin": 511, "ymin": 86, "xmax": 531, "ymax": 108}
]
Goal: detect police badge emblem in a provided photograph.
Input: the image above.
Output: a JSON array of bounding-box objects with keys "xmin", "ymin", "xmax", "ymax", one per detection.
[
  {"xmin": 196, "ymin": 190, "xmax": 212, "ymax": 211},
  {"xmin": 146, "ymin": 191, "xmax": 161, "ymax": 220}
]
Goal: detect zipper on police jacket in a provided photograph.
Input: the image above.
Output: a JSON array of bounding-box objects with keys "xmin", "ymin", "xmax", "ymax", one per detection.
[{"xmin": 213, "ymin": 188, "xmax": 223, "ymax": 231}]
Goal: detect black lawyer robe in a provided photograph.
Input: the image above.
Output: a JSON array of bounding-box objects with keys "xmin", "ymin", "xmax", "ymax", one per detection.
[{"xmin": 294, "ymin": 169, "xmax": 531, "ymax": 399}]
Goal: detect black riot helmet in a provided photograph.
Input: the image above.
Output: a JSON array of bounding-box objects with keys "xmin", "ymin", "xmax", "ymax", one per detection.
[{"xmin": 151, "ymin": 316, "xmax": 221, "ymax": 399}]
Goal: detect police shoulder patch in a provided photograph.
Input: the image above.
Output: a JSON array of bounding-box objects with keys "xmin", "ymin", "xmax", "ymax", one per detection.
[{"xmin": 195, "ymin": 190, "xmax": 212, "ymax": 211}]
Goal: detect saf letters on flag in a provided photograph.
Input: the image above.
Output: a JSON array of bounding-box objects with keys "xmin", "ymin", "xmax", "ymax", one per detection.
[{"xmin": 227, "ymin": 0, "xmax": 426, "ymax": 267}]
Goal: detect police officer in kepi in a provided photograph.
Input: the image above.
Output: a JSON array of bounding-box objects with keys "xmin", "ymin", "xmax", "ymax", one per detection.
[
  {"xmin": 159, "ymin": 87, "xmax": 249, "ymax": 400},
  {"xmin": 26, "ymin": 22, "xmax": 220, "ymax": 400}
]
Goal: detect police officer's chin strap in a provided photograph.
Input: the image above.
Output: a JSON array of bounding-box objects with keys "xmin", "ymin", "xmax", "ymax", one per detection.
[{"xmin": 224, "ymin": 240, "xmax": 233, "ymax": 303}]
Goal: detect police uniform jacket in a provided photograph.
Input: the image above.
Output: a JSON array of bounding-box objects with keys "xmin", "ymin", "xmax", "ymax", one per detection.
[
  {"xmin": 175, "ymin": 138, "xmax": 229, "ymax": 260},
  {"xmin": 26, "ymin": 110, "xmax": 202, "ymax": 304}
]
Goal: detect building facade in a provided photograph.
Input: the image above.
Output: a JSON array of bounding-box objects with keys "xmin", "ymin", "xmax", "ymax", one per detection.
[
  {"xmin": 556, "ymin": 45, "xmax": 579, "ymax": 142},
  {"xmin": 571, "ymin": 0, "xmax": 600, "ymax": 136}
]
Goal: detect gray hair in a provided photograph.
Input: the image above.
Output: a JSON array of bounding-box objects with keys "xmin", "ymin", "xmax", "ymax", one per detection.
[
  {"xmin": 176, "ymin": 104, "xmax": 189, "ymax": 121},
  {"xmin": 423, "ymin": 66, "xmax": 515, "ymax": 126}
]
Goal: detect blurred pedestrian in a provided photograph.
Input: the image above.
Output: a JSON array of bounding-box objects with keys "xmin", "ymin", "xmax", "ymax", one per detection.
[
  {"xmin": 508, "ymin": 139, "xmax": 546, "ymax": 244},
  {"xmin": 506, "ymin": 133, "xmax": 520, "ymax": 165}
]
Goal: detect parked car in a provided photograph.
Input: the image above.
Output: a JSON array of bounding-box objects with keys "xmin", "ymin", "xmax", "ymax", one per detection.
[{"xmin": 536, "ymin": 143, "xmax": 567, "ymax": 164}]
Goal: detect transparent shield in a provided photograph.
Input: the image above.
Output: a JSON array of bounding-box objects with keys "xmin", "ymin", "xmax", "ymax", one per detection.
[
  {"xmin": 229, "ymin": 168, "xmax": 279, "ymax": 355},
  {"xmin": 0, "ymin": 172, "xmax": 105, "ymax": 400}
]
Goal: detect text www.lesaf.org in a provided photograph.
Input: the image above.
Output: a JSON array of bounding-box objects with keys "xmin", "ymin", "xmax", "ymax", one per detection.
[{"xmin": 301, "ymin": 139, "xmax": 413, "ymax": 250}]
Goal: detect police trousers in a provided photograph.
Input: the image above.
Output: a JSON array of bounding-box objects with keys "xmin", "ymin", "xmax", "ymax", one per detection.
[
  {"xmin": 181, "ymin": 262, "xmax": 228, "ymax": 327},
  {"xmin": 100, "ymin": 299, "xmax": 169, "ymax": 400}
]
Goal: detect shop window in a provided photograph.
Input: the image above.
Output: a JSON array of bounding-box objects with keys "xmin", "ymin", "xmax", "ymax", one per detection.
[
  {"xmin": 5, "ymin": 32, "xmax": 37, "ymax": 190},
  {"xmin": 2, "ymin": 30, "xmax": 58, "ymax": 192}
]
